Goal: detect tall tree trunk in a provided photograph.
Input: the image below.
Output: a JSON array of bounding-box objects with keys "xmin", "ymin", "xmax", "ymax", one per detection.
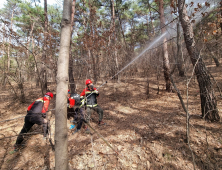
[
  {"xmin": 69, "ymin": 0, "xmax": 76, "ymax": 93},
  {"xmin": 27, "ymin": 22, "xmax": 35, "ymax": 60},
  {"xmin": 15, "ymin": 57, "xmax": 26, "ymax": 102},
  {"xmin": 88, "ymin": 3, "xmax": 98, "ymax": 83},
  {"xmin": 178, "ymin": 0, "xmax": 220, "ymax": 121},
  {"xmin": 171, "ymin": 42, "xmax": 177, "ymax": 75},
  {"xmin": 41, "ymin": 0, "xmax": 48, "ymax": 95},
  {"xmin": 117, "ymin": 10, "xmax": 128, "ymax": 52},
  {"xmin": 91, "ymin": 51, "xmax": 97, "ymax": 84},
  {"xmin": 159, "ymin": 0, "xmax": 171, "ymax": 91},
  {"xmin": 55, "ymin": 0, "xmax": 72, "ymax": 169},
  {"xmin": 176, "ymin": 22, "xmax": 185, "ymax": 76},
  {"xmin": 111, "ymin": 0, "xmax": 119, "ymax": 82},
  {"xmin": 220, "ymin": 0, "xmax": 222, "ymax": 32},
  {"xmin": 148, "ymin": 0, "xmax": 155, "ymax": 36},
  {"xmin": 215, "ymin": 21, "xmax": 220, "ymax": 67},
  {"xmin": 2, "ymin": 23, "xmax": 6, "ymax": 87},
  {"xmin": 8, "ymin": 10, "xmax": 14, "ymax": 72}
]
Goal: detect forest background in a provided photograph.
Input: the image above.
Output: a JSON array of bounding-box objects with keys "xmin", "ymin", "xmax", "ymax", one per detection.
[{"xmin": 0, "ymin": 0, "xmax": 222, "ymax": 169}]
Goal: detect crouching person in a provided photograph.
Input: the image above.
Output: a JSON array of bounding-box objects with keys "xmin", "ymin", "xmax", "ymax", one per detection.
[
  {"xmin": 67, "ymin": 90, "xmax": 85, "ymax": 134},
  {"xmin": 14, "ymin": 92, "xmax": 53, "ymax": 151}
]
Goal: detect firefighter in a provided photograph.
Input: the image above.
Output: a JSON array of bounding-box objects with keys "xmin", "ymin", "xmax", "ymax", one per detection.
[
  {"xmin": 80, "ymin": 79, "xmax": 105, "ymax": 132},
  {"xmin": 14, "ymin": 92, "xmax": 53, "ymax": 151},
  {"xmin": 67, "ymin": 90, "xmax": 84, "ymax": 134}
]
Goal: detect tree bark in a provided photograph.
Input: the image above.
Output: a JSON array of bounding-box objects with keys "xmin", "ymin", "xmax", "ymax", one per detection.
[
  {"xmin": 111, "ymin": 0, "xmax": 119, "ymax": 82},
  {"xmin": 220, "ymin": 0, "xmax": 222, "ymax": 33},
  {"xmin": 40, "ymin": 0, "xmax": 48, "ymax": 95},
  {"xmin": 159, "ymin": 0, "xmax": 171, "ymax": 91},
  {"xmin": 176, "ymin": 22, "xmax": 185, "ymax": 76},
  {"xmin": 15, "ymin": 58, "xmax": 26, "ymax": 103},
  {"xmin": 69, "ymin": 0, "xmax": 76, "ymax": 93},
  {"xmin": 91, "ymin": 51, "xmax": 97, "ymax": 84},
  {"xmin": 117, "ymin": 11, "xmax": 128, "ymax": 51},
  {"xmin": 178, "ymin": 0, "xmax": 220, "ymax": 121},
  {"xmin": 8, "ymin": 10, "xmax": 14, "ymax": 72},
  {"xmin": 215, "ymin": 23, "xmax": 220, "ymax": 67},
  {"xmin": 148, "ymin": 0, "xmax": 155, "ymax": 36},
  {"xmin": 55, "ymin": 0, "xmax": 72, "ymax": 169},
  {"xmin": 2, "ymin": 23, "xmax": 6, "ymax": 87}
]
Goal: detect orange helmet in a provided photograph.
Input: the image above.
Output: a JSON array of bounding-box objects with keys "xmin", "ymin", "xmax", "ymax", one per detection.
[
  {"xmin": 85, "ymin": 79, "xmax": 92, "ymax": 85},
  {"xmin": 45, "ymin": 92, "xmax": 53, "ymax": 99}
]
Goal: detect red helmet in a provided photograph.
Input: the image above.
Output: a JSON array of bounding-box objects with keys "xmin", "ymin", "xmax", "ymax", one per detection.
[
  {"xmin": 85, "ymin": 79, "xmax": 92, "ymax": 85},
  {"xmin": 45, "ymin": 92, "xmax": 53, "ymax": 99}
]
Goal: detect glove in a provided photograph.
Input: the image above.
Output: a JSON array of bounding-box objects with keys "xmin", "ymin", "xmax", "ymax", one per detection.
[
  {"xmin": 94, "ymin": 90, "xmax": 99, "ymax": 94},
  {"xmin": 81, "ymin": 99, "xmax": 85, "ymax": 105},
  {"xmin": 80, "ymin": 98, "xmax": 85, "ymax": 107}
]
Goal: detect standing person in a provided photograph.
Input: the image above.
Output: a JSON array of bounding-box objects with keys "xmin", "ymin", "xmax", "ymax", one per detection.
[
  {"xmin": 67, "ymin": 90, "xmax": 84, "ymax": 134},
  {"xmin": 80, "ymin": 79, "xmax": 105, "ymax": 132},
  {"xmin": 14, "ymin": 92, "xmax": 53, "ymax": 151}
]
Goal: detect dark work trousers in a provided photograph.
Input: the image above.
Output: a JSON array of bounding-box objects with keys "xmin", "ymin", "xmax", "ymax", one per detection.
[
  {"xmin": 68, "ymin": 107, "xmax": 84, "ymax": 130},
  {"xmin": 86, "ymin": 105, "xmax": 103, "ymax": 122},
  {"xmin": 15, "ymin": 111, "xmax": 48, "ymax": 145},
  {"xmin": 67, "ymin": 107, "xmax": 75, "ymax": 120},
  {"xmin": 75, "ymin": 108, "xmax": 84, "ymax": 130}
]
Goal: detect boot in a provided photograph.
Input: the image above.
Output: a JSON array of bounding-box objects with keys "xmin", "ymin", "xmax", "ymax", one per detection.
[{"xmin": 72, "ymin": 128, "xmax": 80, "ymax": 135}]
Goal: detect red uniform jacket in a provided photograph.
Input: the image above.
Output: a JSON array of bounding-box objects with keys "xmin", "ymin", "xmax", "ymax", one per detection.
[
  {"xmin": 27, "ymin": 97, "xmax": 50, "ymax": 114},
  {"xmin": 80, "ymin": 87, "xmax": 99, "ymax": 107}
]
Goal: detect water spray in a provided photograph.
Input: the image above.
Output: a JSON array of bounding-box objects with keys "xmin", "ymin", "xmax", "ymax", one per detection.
[
  {"xmin": 93, "ymin": 0, "xmax": 217, "ymax": 92},
  {"xmin": 91, "ymin": 32, "xmax": 168, "ymax": 92}
]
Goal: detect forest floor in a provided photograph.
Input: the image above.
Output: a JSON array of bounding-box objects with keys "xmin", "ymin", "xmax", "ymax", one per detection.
[{"xmin": 0, "ymin": 63, "xmax": 222, "ymax": 170}]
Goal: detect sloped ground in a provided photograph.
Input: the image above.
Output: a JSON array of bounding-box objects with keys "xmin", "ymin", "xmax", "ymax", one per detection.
[{"xmin": 0, "ymin": 64, "xmax": 222, "ymax": 170}]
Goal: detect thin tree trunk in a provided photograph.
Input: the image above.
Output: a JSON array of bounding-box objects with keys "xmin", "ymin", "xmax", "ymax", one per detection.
[
  {"xmin": 27, "ymin": 22, "xmax": 35, "ymax": 81},
  {"xmin": 178, "ymin": 0, "xmax": 220, "ymax": 121},
  {"xmin": 2, "ymin": 23, "xmax": 6, "ymax": 87},
  {"xmin": 220, "ymin": 0, "xmax": 222, "ymax": 33},
  {"xmin": 69, "ymin": 0, "xmax": 76, "ymax": 93},
  {"xmin": 159, "ymin": 0, "xmax": 171, "ymax": 91},
  {"xmin": 41, "ymin": 0, "xmax": 48, "ymax": 95},
  {"xmin": 44, "ymin": 0, "xmax": 48, "ymax": 91},
  {"xmin": 111, "ymin": 0, "xmax": 119, "ymax": 82},
  {"xmin": 171, "ymin": 42, "xmax": 177, "ymax": 75},
  {"xmin": 8, "ymin": 10, "xmax": 14, "ymax": 72},
  {"xmin": 36, "ymin": 39, "xmax": 40, "ymax": 87},
  {"xmin": 27, "ymin": 22, "xmax": 35, "ymax": 58},
  {"xmin": 117, "ymin": 12, "xmax": 128, "ymax": 51},
  {"xmin": 88, "ymin": 3, "xmax": 98, "ymax": 83},
  {"xmin": 176, "ymin": 22, "xmax": 185, "ymax": 76},
  {"xmin": 215, "ymin": 24, "xmax": 220, "ymax": 67},
  {"xmin": 55, "ymin": 0, "xmax": 72, "ymax": 169},
  {"xmin": 148, "ymin": 0, "xmax": 155, "ymax": 36},
  {"xmin": 91, "ymin": 51, "xmax": 97, "ymax": 84},
  {"xmin": 15, "ymin": 58, "xmax": 26, "ymax": 103}
]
